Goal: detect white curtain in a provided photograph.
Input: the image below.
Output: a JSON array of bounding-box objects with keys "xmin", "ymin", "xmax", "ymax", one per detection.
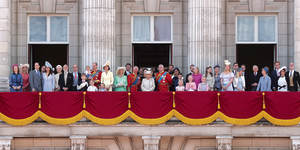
[
  {"xmin": 29, "ymin": 16, "xmax": 47, "ymax": 42},
  {"xmin": 133, "ymin": 16, "xmax": 151, "ymax": 42},
  {"xmin": 50, "ymin": 16, "xmax": 68, "ymax": 42},
  {"xmin": 154, "ymin": 16, "xmax": 171, "ymax": 41},
  {"xmin": 258, "ymin": 16, "xmax": 276, "ymax": 42},
  {"xmin": 237, "ymin": 16, "xmax": 255, "ymax": 42}
]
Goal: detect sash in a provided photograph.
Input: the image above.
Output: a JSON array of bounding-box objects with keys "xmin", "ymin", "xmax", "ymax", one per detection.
[
  {"xmin": 91, "ymin": 70, "xmax": 100, "ymax": 78},
  {"xmin": 130, "ymin": 75, "xmax": 139, "ymax": 88},
  {"xmin": 158, "ymin": 72, "xmax": 167, "ymax": 84}
]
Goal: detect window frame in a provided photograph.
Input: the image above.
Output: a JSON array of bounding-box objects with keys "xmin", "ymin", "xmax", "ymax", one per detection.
[
  {"xmin": 131, "ymin": 14, "xmax": 173, "ymax": 44},
  {"xmin": 28, "ymin": 14, "xmax": 69, "ymax": 44},
  {"xmin": 235, "ymin": 14, "xmax": 278, "ymax": 44}
]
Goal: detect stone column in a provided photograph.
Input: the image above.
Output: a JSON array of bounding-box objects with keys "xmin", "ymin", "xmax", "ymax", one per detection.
[
  {"xmin": 291, "ymin": 136, "xmax": 300, "ymax": 150},
  {"xmin": 0, "ymin": 0, "xmax": 10, "ymax": 91},
  {"xmin": 80, "ymin": 0, "xmax": 116, "ymax": 71},
  {"xmin": 142, "ymin": 136, "xmax": 161, "ymax": 150},
  {"xmin": 70, "ymin": 135, "xmax": 87, "ymax": 150},
  {"xmin": 216, "ymin": 136, "xmax": 233, "ymax": 150},
  {"xmin": 188, "ymin": 0, "xmax": 221, "ymax": 72},
  {"xmin": 0, "ymin": 136, "xmax": 13, "ymax": 150},
  {"xmin": 295, "ymin": 0, "xmax": 300, "ymax": 71}
]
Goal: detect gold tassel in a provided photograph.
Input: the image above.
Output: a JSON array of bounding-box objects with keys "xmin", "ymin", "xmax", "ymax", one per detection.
[
  {"xmin": 128, "ymin": 93, "xmax": 131, "ymax": 109},
  {"xmin": 83, "ymin": 92, "xmax": 86, "ymax": 109},
  {"xmin": 262, "ymin": 92, "xmax": 266, "ymax": 110},
  {"xmin": 172, "ymin": 92, "xmax": 176, "ymax": 108},
  {"xmin": 217, "ymin": 93, "xmax": 221, "ymax": 110},
  {"xmin": 38, "ymin": 92, "xmax": 42, "ymax": 109}
]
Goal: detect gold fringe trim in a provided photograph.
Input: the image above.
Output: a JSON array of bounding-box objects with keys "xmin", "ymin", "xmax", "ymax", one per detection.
[
  {"xmin": 84, "ymin": 110, "xmax": 130, "ymax": 125},
  {"xmin": 172, "ymin": 92, "xmax": 176, "ymax": 108},
  {"xmin": 262, "ymin": 92, "xmax": 266, "ymax": 110},
  {"xmin": 263, "ymin": 111, "xmax": 300, "ymax": 126},
  {"xmin": 174, "ymin": 110, "xmax": 218, "ymax": 125},
  {"xmin": 83, "ymin": 92, "xmax": 86, "ymax": 109},
  {"xmin": 0, "ymin": 112, "xmax": 40, "ymax": 126},
  {"xmin": 128, "ymin": 93, "xmax": 131, "ymax": 109},
  {"xmin": 217, "ymin": 93, "xmax": 221, "ymax": 110},
  {"xmin": 38, "ymin": 111, "xmax": 84, "ymax": 125},
  {"xmin": 38, "ymin": 92, "xmax": 42, "ymax": 109},
  {"xmin": 218, "ymin": 111, "xmax": 264, "ymax": 125},
  {"xmin": 129, "ymin": 110, "xmax": 174, "ymax": 125}
]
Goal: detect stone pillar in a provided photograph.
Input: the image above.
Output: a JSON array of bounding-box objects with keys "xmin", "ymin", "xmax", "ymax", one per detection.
[
  {"xmin": 0, "ymin": 136, "xmax": 13, "ymax": 150},
  {"xmin": 0, "ymin": 0, "xmax": 10, "ymax": 91},
  {"xmin": 291, "ymin": 136, "xmax": 300, "ymax": 150},
  {"xmin": 216, "ymin": 136, "xmax": 233, "ymax": 150},
  {"xmin": 188, "ymin": 0, "xmax": 221, "ymax": 72},
  {"xmin": 70, "ymin": 135, "xmax": 87, "ymax": 150},
  {"xmin": 142, "ymin": 136, "xmax": 161, "ymax": 150},
  {"xmin": 295, "ymin": 0, "xmax": 300, "ymax": 71},
  {"xmin": 80, "ymin": 0, "xmax": 116, "ymax": 71}
]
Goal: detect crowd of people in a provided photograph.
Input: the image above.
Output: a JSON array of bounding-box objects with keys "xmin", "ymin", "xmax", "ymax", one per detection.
[{"xmin": 8, "ymin": 59, "xmax": 300, "ymax": 92}]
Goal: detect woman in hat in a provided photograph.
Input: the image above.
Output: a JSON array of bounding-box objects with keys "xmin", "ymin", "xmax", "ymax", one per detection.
[
  {"xmin": 9, "ymin": 64, "xmax": 23, "ymax": 92},
  {"xmin": 20, "ymin": 64, "xmax": 30, "ymax": 92},
  {"xmin": 114, "ymin": 67, "xmax": 127, "ymax": 91},
  {"xmin": 101, "ymin": 61, "xmax": 114, "ymax": 91},
  {"xmin": 277, "ymin": 66, "xmax": 288, "ymax": 92},
  {"xmin": 42, "ymin": 61, "xmax": 55, "ymax": 92},
  {"xmin": 220, "ymin": 60, "xmax": 234, "ymax": 91},
  {"xmin": 141, "ymin": 69, "xmax": 155, "ymax": 92},
  {"xmin": 55, "ymin": 65, "xmax": 63, "ymax": 91},
  {"xmin": 257, "ymin": 67, "xmax": 272, "ymax": 92}
]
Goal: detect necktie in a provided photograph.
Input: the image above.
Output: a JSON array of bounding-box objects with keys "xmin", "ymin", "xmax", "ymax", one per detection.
[{"xmin": 75, "ymin": 73, "xmax": 77, "ymax": 79}]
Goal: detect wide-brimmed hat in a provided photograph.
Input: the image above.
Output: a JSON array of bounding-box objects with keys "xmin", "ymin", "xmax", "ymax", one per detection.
[
  {"xmin": 20, "ymin": 64, "xmax": 29, "ymax": 68},
  {"xmin": 279, "ymin": 66, "xmax": 287, "ymax": 73},
  {"xmin": 116, "ymin": 67, "xmax": 126, "ymax": 75},
  {"xmin": 45, "ymin": 61, "xmax": 53, "ymax": 69},
  {"xmin": 103, "ymin": 61, "xmax": 110, "ymax": 67},
  {"xmin": 224, "ymin": 60, "xmax": 231, "ymax": 66}
]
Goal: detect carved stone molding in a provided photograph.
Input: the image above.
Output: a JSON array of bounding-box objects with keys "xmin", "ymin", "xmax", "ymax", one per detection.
[
  {"xmin": 142, "ymin": 136, "xmax": 161, "ymax": 150},
  {"xmin": 70, "ymin": 135, "xmax": 87, "ymax": 150},
  {"xmin": 291, "ymin": 136, "xmax": 300, "ymax": 150},
  {"xmin": 216, "ymin": 136, "xmax": 233, "ymax": 150},
  {"xmin": 144, "ymin": 0, "xmax": 160, "ymax": 12}
]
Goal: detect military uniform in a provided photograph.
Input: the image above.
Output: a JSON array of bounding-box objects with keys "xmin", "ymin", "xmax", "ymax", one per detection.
[
  {"xmin": 127, "ymin": 73, "xmax": 141, "ymax": 92},
  {"xmin": 155, "ymin": 71, "xmax": 172, "ymax": 92}
]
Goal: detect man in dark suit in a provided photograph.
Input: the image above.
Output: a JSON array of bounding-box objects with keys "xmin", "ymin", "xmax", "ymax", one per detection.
[
  {"xmin": 286, "ymin": 63, "xmax": 300, "ymax": 91},
  {"xmin": 270, "ymin": 61, "xmax": 281, "ymax": 91},
  {"xmin": 71, "ymin": 64, "xmax": 82, "ymax": 91},
  {"xmin": 124, "ymin": 63, "xmax": 132, "ymax": 76},
  {"xmin": 29, "ymin": 62, "xmax": 43, "ymax": 92},
  {"xmin": 59, "ymin": 64, "xmax": 73, "ymax": 91},
  {"xmin": 248, "ymin": 65, "xmax": 261, "ymax": 91}
]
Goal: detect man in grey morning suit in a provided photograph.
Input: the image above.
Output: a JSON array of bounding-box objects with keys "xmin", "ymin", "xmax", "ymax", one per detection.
[{"xmin": 29, "ymin": 62, "xmax": 43, "ymax": 92}]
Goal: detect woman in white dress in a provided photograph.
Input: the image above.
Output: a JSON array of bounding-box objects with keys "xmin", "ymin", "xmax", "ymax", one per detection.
[
  {"xmin": 220, "ymin": 60, "xmax": 234, "ymax": 91},
  {"xmin": 277, "ymin": 66, "xmax": 288, "ymax": 92},
  {"xmin": 101, "ymin": 61, "xmax": 114, "ymax": 91},
  {"xmin": 141, "ymin": 69, "xmax": 155, "ymax": 92},
  {"xmin": 43, "ymin": 61, "xmax": 55, "ymax": 92}
]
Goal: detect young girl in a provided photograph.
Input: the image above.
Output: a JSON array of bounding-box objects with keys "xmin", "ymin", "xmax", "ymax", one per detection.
[
  {"xmin": 87, "ymin": 80, "xmax": 98, "ymax": 92},
  {"xmin": 99, "ymin": 83, "xmax": 107, "ymax": 92},
  {"xmin": 77, "ymin": 74, "xmax": 88, "ymax": 91},
  {"xmin": 176, "ymin": 79, "xmax": 185, "ymax": 91},
  {"xmin": 233, "ymin": 68, "xmax": 246, "ymax": 91},
  {"xmin": 198, "ymin": 77, "xmax": 210, "ymax": 91},
  {"xmin": 185, "ymin": 75, "xmax": 196, "ymax": 91}
]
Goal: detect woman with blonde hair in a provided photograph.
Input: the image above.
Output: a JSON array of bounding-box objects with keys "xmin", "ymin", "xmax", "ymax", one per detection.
[
  {"xmin": 220, "ymin": 60, "xmax": 234, "ymax": 91},
  {"xmin": 101, "ymin": 61, "xmax": 114, "ymax": 91},
  {"xmin": 192, "ymin": 67, "xmax": 202, "ymax": 89},
  {"xmin": 55, "ymin": 65, "xmax": 63, "ymax": 91},
  {"xmin": 233, "ymin": 68, "xmax": 246, "ymax": 91},
  {"xmin": 20, "ymin": 64, "xmax": 30, "ymax": 92},
  {"xmin": 114, "ymin": 67, "xmax": 127, "ymax": 91}
]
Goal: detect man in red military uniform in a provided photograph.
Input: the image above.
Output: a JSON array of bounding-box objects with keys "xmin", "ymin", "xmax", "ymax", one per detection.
[
  {"xmin": 155, "ymin": 64, "xmax": 172, "ymax": 92},
  {"xmin": 127, "ymin": 66, "xmax": 141, "ymax": 92},
  {"xmin": 90, "ymin": 62, "xmax": 102, "ymax": 88}
]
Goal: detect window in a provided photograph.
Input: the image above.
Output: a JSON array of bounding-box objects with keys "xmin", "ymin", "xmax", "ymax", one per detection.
[
  {"xmin": 236, "ymin": 15, "xmax": 277, "ymax": 43},
  {"xmin": 132, "ymin": 15, "xmax": 172, "ymax": 43},
  {"xmin": 28, "ymin": 15, "xmax": 69, "ymax": 43}
]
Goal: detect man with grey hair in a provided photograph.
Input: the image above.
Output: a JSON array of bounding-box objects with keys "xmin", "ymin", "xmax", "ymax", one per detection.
[
  {"xmin": 248, "ymin": 65, "xmax": 261, "ymax": 91},
  {"xmin": 286, "ymin": 62, "xmax": 300, "ymax": 91},
  {"xmin": 71, "ymin": 64, "xmax": 82, "ymax": 91},
  {"xmin": 59, "ymin": 64, "xmax": 73, "ymax": 91}
]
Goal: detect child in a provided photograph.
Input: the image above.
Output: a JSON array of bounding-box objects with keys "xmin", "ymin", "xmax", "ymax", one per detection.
[
  {"xmin": 198, "ymin": 77, "xmax": 210, "ymax": 91},
  {"xmin": 77, "ymin": 74, "xmax": 88, "ymax": 91},
  {"xmin": 99, "ymin": 83, "xmax": 106, "ymax": 92},
  {"xmin": 233, "ymin": 68, "xmax": 245, "ymax": 91},
  {"xmin": 176, "ymin": 79, "xmax": 185, "ymax": 91},
  {"xmin": 87, "ymin": 80, "xmax": 98, "ymax": 92},
  {"xmin": 185, "ymin": 75, "xmax": 196, "ymax": 91},
  {"xmin": 85, "ymin": 66, "xmax": 91, "ymax": 79}
]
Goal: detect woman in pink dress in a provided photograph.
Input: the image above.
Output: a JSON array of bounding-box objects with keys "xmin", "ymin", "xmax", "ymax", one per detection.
[
  {"xmin": 192, "ymin": 67, "xmax": 202, "ymax": 89},
  {"xmin": 20, "ymin": 64, "xmax": 30, "ymax": 92}
]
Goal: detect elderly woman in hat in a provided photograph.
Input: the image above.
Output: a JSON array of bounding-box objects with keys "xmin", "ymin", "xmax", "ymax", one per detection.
[
  {"xmin": 113, "ymin": 67, "xmax": 127, "ymax": 91},
  {"xmin": 141, "ymin": 69, "xmax": 155, "ymax": 92},
  {"xmin": 101, "ymin": 61, "xmax": 114, "ymax": 91},
  {"xmin": 220, "ymin": 60, "xmax": 235, "ymax": 91},
  {"xmin": 20, "ymin": 64, "xmax": 30, "ymax": 92},
  {"xmin": 9, "ymin": 64, "xmax": 23, "ymax": 92},
  {"xmin": 257, "ymin": 67, "xmax": 272, "ymax": 92},
  {"xmin": 277, "ymin": 66, "xmax": 288, "ymax": 92},
  {"xmin": 42, "ymin": 61, "xmax": 55, "ymax": 92}
]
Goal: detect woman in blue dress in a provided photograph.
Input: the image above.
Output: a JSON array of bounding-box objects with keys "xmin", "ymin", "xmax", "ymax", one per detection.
[
  {"xmin": 43, "ymin": 61, "xmax": 55, "ymax": 92},
  {"xmin": 9, "ymin": 64, "xmax": 23, "ymax": 92}
]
